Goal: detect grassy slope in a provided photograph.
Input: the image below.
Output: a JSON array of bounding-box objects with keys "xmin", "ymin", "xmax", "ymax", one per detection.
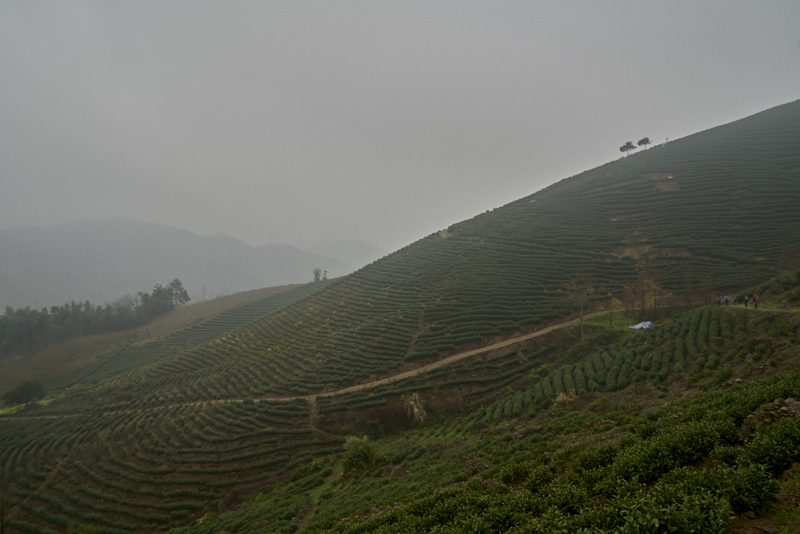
[{"xmin": 1, "ymin": 102, "xmax": 800, "ymax": 533}]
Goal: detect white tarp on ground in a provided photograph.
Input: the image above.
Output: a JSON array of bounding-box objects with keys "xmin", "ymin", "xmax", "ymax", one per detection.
[{"xmin": 629, "ymin": 321, "xmax": 653, "ymax": 330}]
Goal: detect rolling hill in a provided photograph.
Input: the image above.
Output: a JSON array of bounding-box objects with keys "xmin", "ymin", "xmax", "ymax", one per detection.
[
  {"xmin": 0, "ymin": 218, "xmax": 349, "ymax": 309},
  {"xmin": 1, "ymin": 100, "xmax": 800, "ymax": 533},
  {"xmin": 0, "ymin": 283, "xmax": 334, "ymax": 393}
]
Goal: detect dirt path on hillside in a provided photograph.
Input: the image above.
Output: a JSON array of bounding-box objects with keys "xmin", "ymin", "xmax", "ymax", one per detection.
[
  {"xmin": 5, "ymin": 311, "xmax": 606, "ymax": 419},
  {"xmin": 305, "ymin": 311, "xmax": 606, "ymax": 400}
]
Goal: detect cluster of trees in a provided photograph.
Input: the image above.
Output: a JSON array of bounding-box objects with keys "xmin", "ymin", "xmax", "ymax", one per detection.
[
  {"xmin": 3, "ymin": 378, "xmax": 45, "ymax": 406},
  {"xmin": 0, "ymin": 279, "xmax": 189, "ymax": 357},
  {"xmin": 619, "ymin": 137, "xmax": 650, "ymax": 155},
  {"xmin": 312, "ymin": 268, "xmax": 327, "ymax": 282}
]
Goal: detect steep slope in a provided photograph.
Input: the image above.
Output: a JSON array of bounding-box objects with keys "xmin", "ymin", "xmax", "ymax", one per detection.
[
  {"xmin": 460, "ymin": 101, "xmax": 800, "ymax": 289},
  {"xmin": 1, "ymin": 101, "xmax": 800, "ymax": 533},
  {"xmin": 0, "ymin": 218, "xmax": 349, "ymax": 309},
  {"xmin": 53, "ymin": 100, "xmax": 800, "ymax": 412}
]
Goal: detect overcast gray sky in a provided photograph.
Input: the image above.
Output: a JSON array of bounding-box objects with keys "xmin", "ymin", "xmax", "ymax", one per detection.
[{"xmin": 1, "ymin": 1, "xmax": 798, "ymax": 253}]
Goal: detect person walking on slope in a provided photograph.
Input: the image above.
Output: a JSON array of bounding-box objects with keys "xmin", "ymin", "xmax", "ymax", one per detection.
[
  {"xmin": 744, "ymin": 295, "xmax": 750, "ymax": 307},
  {"xmin": 733, "ymin": 293, "xmax": 738, "ymax": 305},
  {"xmin": 717, "ymin": 295, "xmax": 722, "ymax": 306},
  {"xmin": 754, "ymin": 294, "xmax": 759, "ymax": 309},
  {"xmin": 724, "ymin": 295, "xmax": 729, "ymax": 305}
]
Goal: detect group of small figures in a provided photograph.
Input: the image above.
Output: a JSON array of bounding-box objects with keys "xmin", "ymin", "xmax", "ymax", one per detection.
[{"xmin": 717, "ymin": 293, "xmax": 759, "ymax": 308}]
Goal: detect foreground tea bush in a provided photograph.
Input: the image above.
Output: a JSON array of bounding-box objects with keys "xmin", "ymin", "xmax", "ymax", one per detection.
[{"xmin": 329, "ymin": 371, "xmax": 800, "ymax": 534}]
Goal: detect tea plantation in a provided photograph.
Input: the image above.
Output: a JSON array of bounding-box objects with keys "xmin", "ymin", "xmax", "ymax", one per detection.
[
  {"xmin": 1, "ymin": 101, "xmax": 800, "ymax": 533},
  {"xmin": 173, "ymin": 292, "xmax": 800, "ymax": 534},
  {"xmin": 34, "ymin": 100, "xmax": 799, "ymax": 415},
  {"xmin": 40, "ymin": 282, "xmax": 328, "ymax": 392}
]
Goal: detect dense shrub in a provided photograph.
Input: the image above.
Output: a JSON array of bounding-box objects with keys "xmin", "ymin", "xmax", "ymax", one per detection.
[
  {"xmin": 343, "ymin": 435, "xmax": 377, "ymax": 467},
  {"xmin": 613, "ymin": 419, "xmax": 737, "ymax": 482},
  {"xmin": 742, "ymin": 417, "xmax": 800, "ymax": 474},
  {"xmin": 524, "ymin": 465, "xmax": 556, "ymax": 493},
  {"xmin": 573, "ymin": 444, "xmax": 618, "ymax": 473},
  {"xmin": 663, "ymin": 464, "xmax": 778, "ymax": 514}
]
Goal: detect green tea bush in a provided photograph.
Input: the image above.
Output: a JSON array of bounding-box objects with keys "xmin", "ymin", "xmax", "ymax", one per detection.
[
  {"xmin": 541, "ymin": 378, "xmax": 554, "ymax": 399},
  {"xmin": 603, "ymin": 352, "xmax": 614, "ymax": 372},
  {"xmin": 499, "ymin": 461, "xmax": 532, "ymax": 484},
  {"xmin": 492, "ymin": 404, "xmax": 503, "ymax": 422},
  {"xmin": 584, "ymin": 359, "xmax": 597, "ymax": 382},
  {"xmin": 552, "ymin": 368, "xmax": 565, "ymax": 395},
  {"xmin": 612, "ymin": 419, "xmax": 737, "ymax": 482},
  {"xmin": 742, "ymin": 417, "xmax": 800, "ymax": 474},
  {"xmin": 512, "ymin": 393, "xmax": 524, "ymax": 416},
  {"xmin": 533, "ymin": 383, "xmax": 544, "ymax": 405},
  {"xmin": 702, "ymin": 368, "xmax": 733, "ymax": 390},
  {"xmin": 606, "ymin": 365, "xmax": 620, "ymax": 391},
  {"xmin": 542, "ymin": 479, "xmax": 587, "ymax": 514},
  {"xmin": 503, "ymin": 397, "xmax": 515, "ymax": 419},
  {"xmin": 610, "ymin": 483, "xmax": 732, "ymax": 534},
  {"xmin": 691, "ymin": 355, "xmax": 706, "ymax": 374},
  {"xmin": 618, "ymin": 362, "xmax": 631, "ymax": 389},
  {"xmin": 573, "ymin": 443, "xmax": 618, "ymax": 473},
  {"xmin": 574, "ymin": 365, "xmax": 587, "ymax": 395},
  {"xmin": 562, "ymin": 368, "xmax": 576, "ymax": 395},
  {"xmin": 663, "ymin": 463, "xmax": 778, "ymax": 514},
  {"xmin": 698, "ymin": 307, "xmax": 711, "ymax": 353},
  {"xmin": 686, "ymin": 310, "xmax": 700, "ymax": 357},
  {"xmin": 524, "ymin": 464, "xmax": 556, "ymax": 493},
  {"xmin": 343, "ymin": 435, "xmax": 377, "ymax": 467}
]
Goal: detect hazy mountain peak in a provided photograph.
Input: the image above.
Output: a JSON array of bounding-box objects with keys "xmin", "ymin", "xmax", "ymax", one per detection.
[{"xmin": 0, "ymin": 218, "xmax": 348, "ymax": 309}]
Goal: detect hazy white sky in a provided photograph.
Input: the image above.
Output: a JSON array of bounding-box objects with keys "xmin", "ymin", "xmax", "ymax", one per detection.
[{"xmin": 2, "ymin": 1, "xmax": 798, "ymax": 252}]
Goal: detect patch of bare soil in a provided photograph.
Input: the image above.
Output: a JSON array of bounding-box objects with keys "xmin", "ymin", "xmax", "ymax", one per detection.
[{"xmin": 654, "ymin": 179, "xmax": 680, "ymax": 191}]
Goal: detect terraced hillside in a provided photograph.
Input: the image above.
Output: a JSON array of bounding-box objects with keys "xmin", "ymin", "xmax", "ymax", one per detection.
[
  {"xmin": 185, "ymin": 332, "xmax": 800, "ymax": 534},
  {"xmin": 38, "ymin": 282, "xmax": 329, "ymax": 392},
  {"xmin": 43, "ymin": 100, "xmax": 800, "ymax": 414},
  {"xmin": 0, "ymin": 284, "xmax": 308, "ymax": 392},
  {"xmin": 2, "ymin": 298, "xmax": 798, "ymax": 533},
  {"xmin": 0, "ymin": 398, "xmax": 341, "ymax": 533},
  {"xmin": 1, "ymin": 101, "xmax": 800, "ymax": 533}
]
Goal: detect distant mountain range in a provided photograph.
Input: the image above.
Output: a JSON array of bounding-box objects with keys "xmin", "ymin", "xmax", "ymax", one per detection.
[{"xmin": 0, "ymin": 218, "xmax": 373, "ymax": 309}]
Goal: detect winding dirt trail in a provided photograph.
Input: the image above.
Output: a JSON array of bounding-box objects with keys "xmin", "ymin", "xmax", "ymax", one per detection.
[
  {"xmin": 5, "ymin": 311, "xmax": 607, "ymax": 419},
  {"xmin": 305, "ymin": 310, "xmax": 606, "ymax": 401}
]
